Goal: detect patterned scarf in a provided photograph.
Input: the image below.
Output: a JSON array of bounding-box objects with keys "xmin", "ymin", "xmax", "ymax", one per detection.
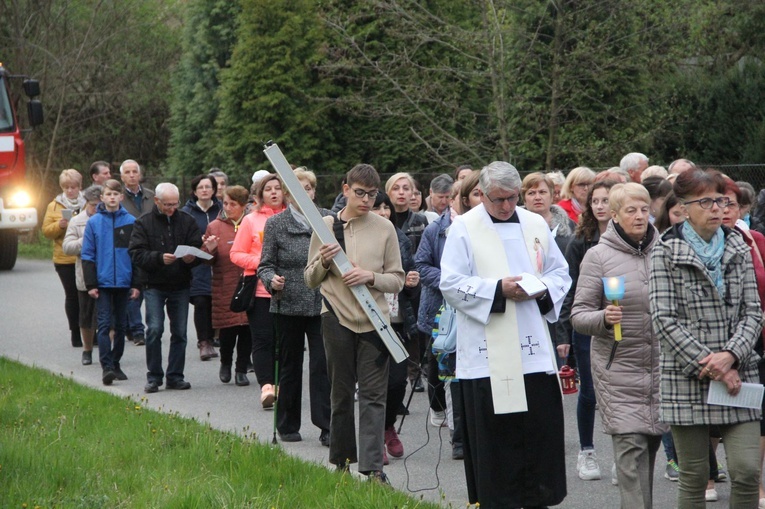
[{"xmin": 682, "ymin": 221, "xmax": 725, "ymax": 297}]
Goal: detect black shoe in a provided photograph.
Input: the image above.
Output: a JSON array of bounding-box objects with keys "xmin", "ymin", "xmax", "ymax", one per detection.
[
  {"xmin": 71, "ymin": 330, "xmax": 83, "ymax": 348},
  {"xmin": 167, "ymin": 380, "xmax": 191, "ymax": 390},
  {"xmin": 144, "ymin": 381, "xmax": 160, "ymax": 393},
  {"xmin": 452, "ymin": 443, "xmax": 464, "ymax": 460},
  {"xmin": 320, "ymin": 430, "xmax": 330, "ymax": 447},
  {"xmin": 81, "ymin": 351, "xmax": 92, "ymax": 365},
  {"xmin": 219, "ymin": 364, "xmax": 232, "ymax": 384},
  {"xmin": 212, "ymin": 338, "xmax": 221, "ymax": 348},
  {"xmin": 279, "ymin": 432, "xmax": 302, "ymax": 442},
  {"xmin": 133, "ymin": 335, "xmax": 145, "ymax": 346},
  {"xmin": 235, "ymin": 372, "xmax": 250, "ymax": 386},
  {"xmin": 102, "ymin": 369, "xmax": 117, "ymax": 385},
  {"xmin": 413, "ymin": 378, "xmax": 425, "ymax": 393},
  {"xmin": 246, "ymin": 362, "xmax": 255, "ymax": 373},
  {"xmin": 114, "ymin": 367, "xmax": 128, "ymax": 381}
]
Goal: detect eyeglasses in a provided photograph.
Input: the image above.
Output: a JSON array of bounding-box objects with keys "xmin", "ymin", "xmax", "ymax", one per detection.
[
  {"xmin": 486, "ymin": 193, "xmax": 519, "ymax": 204},
  {"xmin": 351, "ymin": 188, "xmax": 378, "ymax": 199},
  {"xmin": 684, "ymin": 197, "xmax": 730, "ymax": 210},
  {"xmin": 724, "ymin": 201, "xmax": 740, "ymax": 210},
  {"xmin": 159, "ymin": 201, "xmax": 179, "ymax": 208},
  {"xmin": 575, "ymin": 182, "xmax": 592, "ymax": 188}
]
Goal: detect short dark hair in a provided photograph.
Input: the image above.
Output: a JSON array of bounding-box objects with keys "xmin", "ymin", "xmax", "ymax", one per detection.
[
  {"xmin": 89, "ymin": 161, "xmax": 110, "ymax": 178},
  {"xmin": 190, "ymin": 174, "xmax": 218, "ymax": 198},
  {"xmin": 346, "ymin": 164, "xmax": 380, "ymax": 189},
  {"xmin": 641, "ymin": 176, "xmax": 673, "ymax": 201},
  {"xmin": 102, "ymin": 179, "xmax": 123, "ymax": 194},
  {"xmin": 673, "ymin": 169, "xmax": 726, "ymax": 201},
  {"xmin": 224, "ymin": 185, "xmax": 249, "ymax": 206}
]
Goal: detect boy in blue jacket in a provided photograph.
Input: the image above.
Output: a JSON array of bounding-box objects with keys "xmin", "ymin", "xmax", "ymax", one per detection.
[{"xmin": 82, "ymin": 180, "xmax": 140, "ymax": 385}]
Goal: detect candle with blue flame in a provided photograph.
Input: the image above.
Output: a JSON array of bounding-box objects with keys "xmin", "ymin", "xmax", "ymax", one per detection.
[{"xmin": 602, "ymin": 276, "xmax": 625, "ymax": 341}]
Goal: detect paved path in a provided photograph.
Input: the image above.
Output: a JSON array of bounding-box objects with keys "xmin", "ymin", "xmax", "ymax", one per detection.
[{"xmin": 0, "ymin": 259, "xmax": 737, "ymax": 507}]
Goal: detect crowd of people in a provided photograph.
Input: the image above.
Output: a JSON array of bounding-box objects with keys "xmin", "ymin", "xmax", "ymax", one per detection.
[{"xmin": 41, "ymin": 153, "xmax": 765, "ymax": 508}]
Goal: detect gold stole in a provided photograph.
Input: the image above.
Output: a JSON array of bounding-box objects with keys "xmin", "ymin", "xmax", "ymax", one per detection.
[{"xmin": 463, "ymin": 208, "xmax": 553, "ymax": 414}]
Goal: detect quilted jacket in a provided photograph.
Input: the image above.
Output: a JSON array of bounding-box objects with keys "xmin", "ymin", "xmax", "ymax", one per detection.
[{"xmin": 650, "ymin": 223, "xmax": 763, "ymax": 425}]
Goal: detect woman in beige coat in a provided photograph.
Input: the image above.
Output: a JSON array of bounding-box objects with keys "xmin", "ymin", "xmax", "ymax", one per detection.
[{"xmin": 571, "ymin": 183, "xmax": 667, "ymax": 509}]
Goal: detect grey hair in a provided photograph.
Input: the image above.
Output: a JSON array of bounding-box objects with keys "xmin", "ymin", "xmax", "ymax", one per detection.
[
  {"xmin": 546, "ymin": 171, "xmax": 565, "ymax": 187},
  {"xmin": 429, "ymin": 174, "xmax": 454, "ymax": 194},
  {"xmin": 119, "ymin": 159, "xmax": 141, "ymax": 175},
  {"xmin": 209, "ymin": 169, "xmax": 228, "ymax": 184},
  {"xmin": 667, "ymin": 158, "xmax": 696, "ymax": 173},
  {"xmin": 82, "ymin": 185, "xmax": 103, "ymax": 203},
  {"xmin": 479, "ymin": 161, "xmax": 521, "ymax": 194},
  {"xmin": 619, "ymin": 152, "xmax": 649, "ymax": 172},
  {"xmin": 155, "ymin": 182, "xmax": 179, "ymax": 200}
]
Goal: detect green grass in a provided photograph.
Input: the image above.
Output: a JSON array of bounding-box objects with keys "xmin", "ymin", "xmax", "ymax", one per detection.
[
  {"xmin": 0, "ymin": 358, "xmax": 441, "ymax": 508},
  {"xmin": 18, "ymin": 230, "xmax": 54, "ymax": 260}
]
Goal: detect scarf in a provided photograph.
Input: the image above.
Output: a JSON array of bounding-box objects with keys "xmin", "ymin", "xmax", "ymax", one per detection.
[
  {"xmin": 682, "ymin": 221, "xmax": 725, "ymax": 297},
  {"xmin": 571, "ymin": 197, "xmax": 583, "ymax": 216},
  {"xmin": 58, "ymin": 192, "xmax": 86, "ymax": 211},
  {"xmin": 288, "ymin": 204, "xmax": 311, "ymax": 231}
]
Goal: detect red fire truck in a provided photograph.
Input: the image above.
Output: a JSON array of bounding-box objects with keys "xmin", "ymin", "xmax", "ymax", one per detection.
[{"xmin": 0, "ymin": 62, "xmax": 43, "ymax": 270}]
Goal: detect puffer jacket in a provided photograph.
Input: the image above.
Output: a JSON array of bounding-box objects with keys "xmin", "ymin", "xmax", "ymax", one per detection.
[
  {"xmin": 62, "ymin": 209, "xmax": 95, "ymax": 291},
  {"xmin": 650, "ymin": 223, "xmax": 763, "ymax": 426},
  {"xmin": 181, "ymin": 197, "xmax": 222, "ymax": 297},
  {"xmin": 203, "ymin": 214, "xmax": 248, "ymax": 329},
  {"xmin": 129, "ymin": 205, "xmax": 202, "ymax": 291},
  {"xmin": 230, "ymin": 204, "xmax": 286, "ymax": 299},
  {"xmin": 257, "ymin": 205, "xmax": 333, "ymax": 316},
  {"xmin": 556, "ymin": 230, "xmax": 601, "ymax": 346},
  {"xmin": 415, "ymin": 209, "xmax": 452, "ymax": 334},
  {"xmin": 571, "ymin": 220, "xmax": 667, "ymax": 436},
  {"xmin": 82, "ymin": 204, "xmax": 137, "ymax": 290},
  {"xmin": 394, "ymin": 226, "xmax": 420, "ymax": 340}
]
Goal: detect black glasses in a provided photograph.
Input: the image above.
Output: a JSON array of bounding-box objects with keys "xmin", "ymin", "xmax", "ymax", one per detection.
[
  {"xmin": 351, "ymin": 188, "xmax": 378, "ymax": 199},
  {"xmin": 684, "ymin": 197, "xmax": 730, "ymax": 210},
  {"xmin": 486, "ymin": 193, "xmax": 519, "ymax": 204}
]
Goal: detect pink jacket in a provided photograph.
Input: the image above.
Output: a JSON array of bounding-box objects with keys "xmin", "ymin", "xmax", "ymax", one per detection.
[{"xmin": 230, "ymin": 204, "xmax": 286, "ymax": 298}]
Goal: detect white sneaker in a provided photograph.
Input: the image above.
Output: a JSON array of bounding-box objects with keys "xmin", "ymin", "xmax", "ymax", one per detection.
[
  {"xmin": 705, "ymin": 488, "xmax": 718, "ymax": 502},
  {"xmin": 576, "ymin": 449, "xmax": 602, "ymax": 480},
  {"xmin": 429, "ymin": 409, "xmax": 446, "ymax": 427},
  {"xmin": 611, "ymin": 462, "xmax": 618, "ymax": 486}
]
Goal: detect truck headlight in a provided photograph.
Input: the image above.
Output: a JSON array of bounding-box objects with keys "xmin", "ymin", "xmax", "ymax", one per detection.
[{"xmin": 8, "ymin": 190, "xmax": 32, "ymax": 208}]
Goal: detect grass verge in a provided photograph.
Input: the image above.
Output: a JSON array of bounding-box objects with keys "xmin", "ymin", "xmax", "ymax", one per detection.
[
  {"xmin": 0, "ymin": 358, "xmax": 441, "ymax": 508},
  {"xmin": 18, "ymin": 230, "xmax": 53, "ymax": 260}
]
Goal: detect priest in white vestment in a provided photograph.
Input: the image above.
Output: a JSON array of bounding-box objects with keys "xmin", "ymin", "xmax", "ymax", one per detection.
[{"xmin": 440, "ymin": 161, "xmax": 571, "ymax": 509}]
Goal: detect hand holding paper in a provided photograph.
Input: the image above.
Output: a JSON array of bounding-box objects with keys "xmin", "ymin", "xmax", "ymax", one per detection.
[{"xmin": 173, "ymin": 245, "xmax": 213, "ymax": 261}]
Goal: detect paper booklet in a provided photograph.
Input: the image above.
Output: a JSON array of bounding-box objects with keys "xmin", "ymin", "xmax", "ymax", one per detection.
[{"xmin": 707, "ymin": 380, "xmax": 764, "ymax": 410}]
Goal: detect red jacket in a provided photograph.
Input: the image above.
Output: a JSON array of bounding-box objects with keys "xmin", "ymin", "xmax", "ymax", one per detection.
[{"xmin": 204, "ymin": 216, "xmax": 249, "ymax": 329}]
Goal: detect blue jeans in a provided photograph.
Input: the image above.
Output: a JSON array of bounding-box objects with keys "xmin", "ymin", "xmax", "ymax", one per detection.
[
  {"xmin": 96, "ymin": 288, "xmax": 129, "ymax": 370},
  {"xmin": 126, "ymin": 292, "xmax": 145, "ymax": 338},
  {"xmin": 573, "ymin": 330, "xmax": 596, "ymax": 450},
  {"xmin": 662, "ymin": 432, "xmax": 677, "ymax": 463},
  {"xmin": 144, "ymin": 287, "xmax": 190, "ymax": 385}
]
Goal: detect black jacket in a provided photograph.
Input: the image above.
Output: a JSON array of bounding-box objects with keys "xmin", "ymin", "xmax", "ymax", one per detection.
[{"xmin": 129, "ymin": 205, "xmax": 202, "ymax": 290}]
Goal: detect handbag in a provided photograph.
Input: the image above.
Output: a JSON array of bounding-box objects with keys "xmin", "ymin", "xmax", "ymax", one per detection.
[
  {"xmin": 432, "ymin": 302, "xmax": 457, "ymax": 354},
  {"xmin": 230, "ymin": 273, "xmax": 257, "ymax": 312}
]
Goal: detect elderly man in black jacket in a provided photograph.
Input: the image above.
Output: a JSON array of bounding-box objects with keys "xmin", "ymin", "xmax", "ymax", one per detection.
[{"xmin": 129, "ymin": 182, "xmax": 202, "ymax": 393}]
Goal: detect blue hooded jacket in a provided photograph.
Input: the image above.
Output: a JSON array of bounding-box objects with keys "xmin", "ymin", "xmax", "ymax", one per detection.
[{"xmin": 82, "ymin": 203, "xmax": 137, "ymax": 289}]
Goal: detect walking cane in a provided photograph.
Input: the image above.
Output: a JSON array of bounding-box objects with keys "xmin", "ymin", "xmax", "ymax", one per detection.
[{"xmin": 272, "ymin": 291, "xmax": 282, "ymax": 445}]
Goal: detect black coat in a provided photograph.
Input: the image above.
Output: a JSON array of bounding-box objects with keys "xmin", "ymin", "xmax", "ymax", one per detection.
[{"xmin": 129, "ymin": 205, "xmax": 202, "ymax": 291}]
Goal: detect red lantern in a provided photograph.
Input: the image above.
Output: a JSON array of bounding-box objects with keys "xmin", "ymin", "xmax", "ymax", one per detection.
[{"xmin": 559, "ymin": 365, "xmax": 578, "ymax": 394}]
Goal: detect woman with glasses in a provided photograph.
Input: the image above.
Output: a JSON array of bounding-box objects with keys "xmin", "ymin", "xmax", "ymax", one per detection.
[
  {"xmin": 181, "ymin": 174, "xmax": 222, "ymax": 361},
  {"xmin": 651, "ymin": 169, "xmax": 762, "ymax": 508},
  {"xmin": 558, "ymin": 167, "xmax": 596, "ymax": 223},
  {"xmin": 231, "ymin": 174, "xmax": 287, "ymax": 409}
]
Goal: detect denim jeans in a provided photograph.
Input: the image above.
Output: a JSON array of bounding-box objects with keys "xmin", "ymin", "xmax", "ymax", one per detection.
[
  {"xmin": 96, "ymin": 288, "xmax": 129, "ymax": 370},
  {"xmin": 126, "ymin": 291, "xmax": 145, "ymax": 338},
  {"xmin": 144, "ymin": 287, "xmax": 190, "ymax": 385},
  {"xmin": 572, "ymin": 330, "xmax": 596, "ymax": 449}
]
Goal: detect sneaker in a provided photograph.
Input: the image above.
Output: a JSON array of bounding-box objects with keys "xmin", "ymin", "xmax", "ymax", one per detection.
[
  {"xmin": 413, "ymin": 378, "xmax": 425, "ymax": 393},
  {"xmin": 611, "ymin": 463, "xmax": 618, "ymax": 486},
  {"xmin": 81, "ymin": 350, "xmax": 92, "ymax": 366},
  {"xmin": 144, "ymin": 381, "xmax": 160, "ymax": 393},
  {"xmin": 385, "ymin": 426, "xmax": 404, "ymax": 457},
  {"xmin": 429, "ymin": 409, "xmax": 446, "ymax": 427},
  {"xmin": 664, "ymin": 459, "xmax": 679, "ymax": 481},
  {"xmin": 261, "ymin": 384, "xmax": 275, "ymax": 409},
  {"xmin": 102, "ymin": 369, "xmax": 117, "ymax": 386},
  {"xmin": 714, "ymin": 463, "xmax": 727, "ymax": 482},
  {"xmin": 133, "ymin": 335, "xmax": 145, "ymax": 346},
  {"xmin": 705, "ymin": 488, "xmax": 718, "ymax": 502},
  {"xmin": 576, "ymin": 449, "xmax": 602, "ymax": 480},
  {"xmin": 367, "ymin": 471, "xmax": 391, "ymax": 485},
  {"xmin": 167, "ymin": 380, "xmax": 191, "ymax": 390}
]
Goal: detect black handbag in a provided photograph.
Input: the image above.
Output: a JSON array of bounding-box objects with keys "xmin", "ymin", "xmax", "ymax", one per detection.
[{"xmin": 230, "ymin": 274, "xmax": 257, "ymax": 312}]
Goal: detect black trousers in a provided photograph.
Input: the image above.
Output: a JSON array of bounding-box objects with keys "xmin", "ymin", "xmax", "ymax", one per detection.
[
  {"xmin": 246, "ymin": 297, "xmax": 274, "ymax": 387},
  {"xmin": 385, "ymin": 322, "xmax": 409, "ymax": 429},
  {"xmin": 219, "ymin": 324, "xmax": 251, "ymax": 374},
  {"xmin": 275, "ymin": 314, "xmax": 331, "ymax": 435},
  {"xmin": 189, "ymin": 294, "xmax": 214, "ymax": 344},
  {"xmin": 54, "ymin": 263, "xmax": 79, "ymax": 332}
]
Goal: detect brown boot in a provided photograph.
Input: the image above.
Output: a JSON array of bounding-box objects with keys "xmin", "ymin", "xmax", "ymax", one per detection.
[{"xmin": 199, "ymin": 341, "xmax": 218, "ymax": 361}]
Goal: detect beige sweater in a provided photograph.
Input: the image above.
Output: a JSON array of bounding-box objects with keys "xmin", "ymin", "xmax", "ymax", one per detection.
[{"xmin": 304, "ymin": 211, "xmax": 404, "ymax": 333}]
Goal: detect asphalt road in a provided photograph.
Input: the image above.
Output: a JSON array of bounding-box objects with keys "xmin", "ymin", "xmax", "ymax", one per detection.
[{"xmin": 0, "ymin": 259, "xmax": 736, "ymax": 508}]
